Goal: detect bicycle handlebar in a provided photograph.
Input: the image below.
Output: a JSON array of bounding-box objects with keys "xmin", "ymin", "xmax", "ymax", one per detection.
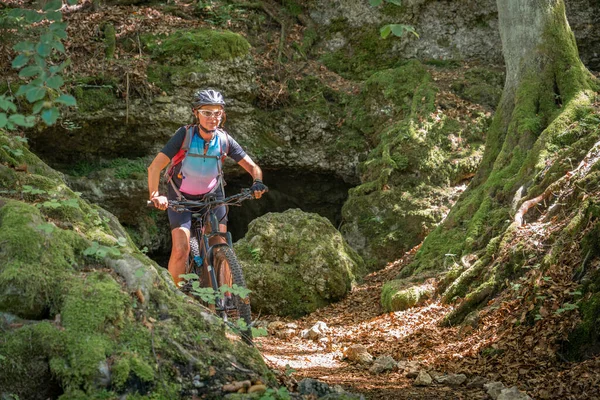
[{"xmin": 146, "ymin": 188, "xmax": 257, "ymax": 211}]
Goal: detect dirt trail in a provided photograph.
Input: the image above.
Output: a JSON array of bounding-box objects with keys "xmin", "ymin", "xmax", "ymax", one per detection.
[
  {"xmin": 255, "ymin": 249, "xmax": 486, "ymax": 399},
  {"xmin": 255, "ymin": 245, "xmax": 600, "ymax": 400}
]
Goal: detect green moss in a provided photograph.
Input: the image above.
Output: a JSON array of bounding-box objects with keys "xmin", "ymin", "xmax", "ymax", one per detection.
[
  {"xmin": 0, "ymin": 322, "xmax": 64, "ymax": 399},
  {"xmin": 111, "ymin": 357, "xmax": 131, "ymax": 389},
  {"xmin": 381, "ymin": 280, "xmax": 433, "ymax": 312},
  {"xmin": 73, "ymin": 86, "xmax": 118, "ymax": 113},
  {"xmin": 341, "ymin": 61, "xmax": 489, "ymax": 267},
  {"xmin": 235, "ymin": 209, "xmax": 365, "ymax": 317},
  {"xmin": 0, "ymin": 200, "xmax": 85, "ymax": 318},
  {"xmin": 104, "ymin": 23, "xmax": 116, "ymax": 59},
  {"xmin": 563, "ymin": 293, "xmax": 600, "ymax": 361},
  {"xmin": 109, "ymin": 157, "xmax": 148, "ymax": 179},
  {"xmin": 147, "ymin": 62, "xmax": 209, "ymax": 93},
  {"xmin": 143, "ymin": 28, "xmax": 251, "ymax": 62},
  {"xmin": 320, "ymin": 23, "xmax": 398, "ymax": 80}
]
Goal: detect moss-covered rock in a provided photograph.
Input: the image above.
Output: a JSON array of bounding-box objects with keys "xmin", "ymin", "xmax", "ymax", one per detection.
[
  {"xmin": 143, "ymin": 28, "xmax": 251, "ymax": 62},
  {"xmin": 234, "ymin": 209, "xmax": 366, "ymax": 317},
  {"xmin": 381, "ymin": 280, "xmax": 434, "ymax": 312},
  {"xmin": 341, "ymin": 61, "xmax": 488, "ymax": 268},
  {"xmin": 0, "ymin": 129, "xmax": 273, "ymax": 399}
]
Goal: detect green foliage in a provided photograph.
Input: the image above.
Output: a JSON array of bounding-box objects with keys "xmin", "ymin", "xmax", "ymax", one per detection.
[
  {"xmin": 83, "ymin": 237, "xmax": 126, "ymax": 259},
  {"xmin": 380, "ymin": 24, "xmax": 419, "ymax": 39},
  {"xmin": 259, "ymin": 387, "xmax": 292, "ymax": 400},
  {"xmin": 2, "ymin": 1, "xmax": 77, "ymax": 127},
  {"xmin": 369, "ymin": 0, "xmax": 417, "ymax": 40},
  {"xmin": 179, "ymin": 272, "xmax": 251, "ymax": 304}
]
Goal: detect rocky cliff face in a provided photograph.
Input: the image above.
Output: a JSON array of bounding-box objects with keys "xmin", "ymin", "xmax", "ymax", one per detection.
[{"xmin": 311, "ymin": 0, "xmax": 599, "ymax": 71}]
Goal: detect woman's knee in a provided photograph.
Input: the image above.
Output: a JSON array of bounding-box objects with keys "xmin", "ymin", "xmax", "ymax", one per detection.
[{"xmin": 171, "ymin": 229, "xmax": 190, "ymax": 258}]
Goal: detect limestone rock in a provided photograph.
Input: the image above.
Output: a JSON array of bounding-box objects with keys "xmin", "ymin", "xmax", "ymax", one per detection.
[
  {"xmin": 413, "ymin": 371, "xmax": 432, "ymax": 386},
  {"xmin": 343, "ymin": 345, "xmax": 373, "ymax": 364},
  {"xmin": 498, "ymin": 387, "xmax": 533, "ymax": 400},
  {"xmin": 484, "ymin": 381, "xmax": 506, "ymax": 400},
  {"xmin": 235, "ymin": 209, "xmax": 366, "ymax": 317},
  {"xmin": 466, "ymin": 376, "xmax": 488, "ymax": 388},
  {"xmin": 369, "ymin": 355, "xmax": 397, "ymax": 374},
  {"xmin": 398, "ymin": 360, "xmax": 421, "ymax": 378},
  {"xmin": 300, "ymin": 321, "xmax": 329, "ymax": 340},
  {"xmin": 434, "ymin": 373, "xmax": 467, "ymax": 386}
]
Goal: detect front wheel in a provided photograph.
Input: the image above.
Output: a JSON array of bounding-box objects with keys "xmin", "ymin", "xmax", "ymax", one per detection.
[{"xmin": 213, "ymin": 246, "xmax": 253, "ymax": 345}]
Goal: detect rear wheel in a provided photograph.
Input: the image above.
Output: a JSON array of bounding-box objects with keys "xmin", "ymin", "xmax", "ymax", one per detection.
[{"xmin": 214, "ymin": 246, "xmax": 253, "ymax": 345}]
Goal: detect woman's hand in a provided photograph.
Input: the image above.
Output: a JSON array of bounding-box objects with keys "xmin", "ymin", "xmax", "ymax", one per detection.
[{"xmin": 151, "ymin": 195, "xmax": 169, "ymax": 210}]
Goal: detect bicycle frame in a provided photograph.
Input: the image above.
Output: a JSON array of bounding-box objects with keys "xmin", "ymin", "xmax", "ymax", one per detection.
[{"xmin": 170, "ymin": 190, "xmax": 254, "ymax": 304}]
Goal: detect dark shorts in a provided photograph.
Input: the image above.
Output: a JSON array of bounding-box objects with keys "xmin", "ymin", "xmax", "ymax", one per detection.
[{"xmin": 167, "ymin": 185, "xmax": 228, "ymax": 231}]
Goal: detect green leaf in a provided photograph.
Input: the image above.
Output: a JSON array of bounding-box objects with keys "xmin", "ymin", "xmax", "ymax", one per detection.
[
  {"xmin": 36, "ymin": 42, "xmax": 53, "ymax": 57},
  {"xmin": 54, "ymin": 41, "xmax": 65, "ymax": 53},
  {"xmin": 370, "ymin": 0, "xmax": 383, "ymax": 5},
  {"xmin": 26, "ymin": 87, "xmax": 46, "ymax": 103},
  {"xmin": 19, "ymin": 66, "xmax": 42, "ymax": 78},
  {"xmin": 43, "ymin": 0, "xmax": 63, "ymax": 11},
  {"xmin": 46, "ymin": 75, "xmax": 64, "ymax": 89},
  {"xmin": 117, "ymin": 237, "xmax": 128, "ymax": 247},
  {"xmin": 24, "ymin": 10, "xmax": 44, "ymax": 23},
  {"xmin": 41, "ymin": 107, "xmax": 60, "ymax": 125},
  {"xmin": 8, "ymin": 9, "xmax": 25, "ymax": 18},
  {"xmin": 16, "ymin": 84, "xmax": 32, "ymax": 96},
  {"xmin": 84, "ymin": 242, "xmax": 100, "ymax": 256},
  {"xmin": 54, "ymin": 29, "xmax": 68, "ymax": 40},
  {"xmin": 46, "ymin": 10, "xmax": 62, "ymax": 21},
  {"xmin": 49, "ymin": 22, "xmax": 68, "ymax": 32},
  {"xmin": 13, "ymin": 41, "xmax": 35, "ymax": 52},
  {"xmin": 41, "ymin": 33, "xmax": 54, "ymax": 43},
  {"xmin": 134, "ymin": 269, "xmax": 145, "ymax": 278},
  {"xmin": 36, "ymin": 223, "xmax": 55, "ymax": 234},
  {"xmin": 380, "ymin": 25, "xmax": 392, "ymax": 39},
  {"xmin": 62, "ymin": 198, "xmax": 79, "ymax": 208},
  {"xmin": 179, "ymin": 273, "xmax": 200, "ymax": 281},
  {"xmin": 42, "ymin": 199, "xmax": 62, "ymax": 209},
  {"xmin": 33, "ymin": 55, "xmax": 47, "ymax": 69},
  {"xmin": 12, "ymin": 54, "xmax": 30, "ymax": 69},
  {"xmin": 8, "ymin": 114, "xmax": 28, "ymax": 126},
  {"xmin": 385, "ymin": 0, "xmax": 402, "ymax": 5},
  {"xmin": 55, "ymin": 94, "xmax": 76, "ymax": 106},
  {"xmin": 0, "ymin": 113, "xmax": 7, "ymax": 129},
  {"xmin": 33, "ymin": 100, "xmax": 46, "ymax": 114},
  {"xmin": 391, "ymin": 24, "xmax": 419, "ymax": 38},
  {"xmin": 0, "ymin": 98, "xmax": 17, "ymax": 112}
]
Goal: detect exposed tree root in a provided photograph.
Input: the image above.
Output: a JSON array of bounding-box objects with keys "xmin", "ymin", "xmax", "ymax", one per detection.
[{"xmin": 515, "ymin": 139, "xmax": 600, "ymax": 226}]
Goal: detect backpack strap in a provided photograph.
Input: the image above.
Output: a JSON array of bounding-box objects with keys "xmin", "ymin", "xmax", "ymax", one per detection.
[{"xmin": 164, "ymin": 125, "xmax": 195, "ymax": 200}]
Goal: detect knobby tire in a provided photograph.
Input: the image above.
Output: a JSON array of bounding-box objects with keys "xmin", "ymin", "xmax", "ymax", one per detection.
[
  {"xmin": 188, "ymin": 236, "xmax": 201, "ymax": 274},
  {"xmin": 214, "ymin": 247, "xmax": 253, "ymax": 345}
]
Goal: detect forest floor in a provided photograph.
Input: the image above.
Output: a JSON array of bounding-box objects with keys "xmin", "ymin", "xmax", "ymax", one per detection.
[{"xmin": 255, "ymin": 245, "xmax": 600, "ymax": 400}]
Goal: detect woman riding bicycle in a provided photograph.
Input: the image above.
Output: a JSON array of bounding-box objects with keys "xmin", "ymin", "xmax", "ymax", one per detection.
[{"xmin": 147, "ymin": 89, "xmax": 267, "ymax": 286}]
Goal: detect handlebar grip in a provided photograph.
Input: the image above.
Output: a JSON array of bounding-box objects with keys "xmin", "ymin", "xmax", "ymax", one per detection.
[{"xmin": 147, "ymin": 200, "xmax": 156, "ymax": 208}]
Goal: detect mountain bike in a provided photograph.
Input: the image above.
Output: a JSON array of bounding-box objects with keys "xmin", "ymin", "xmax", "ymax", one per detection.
[{"xmin": 149, "ymin": 189, "xmax": 255, "ymax": 344}]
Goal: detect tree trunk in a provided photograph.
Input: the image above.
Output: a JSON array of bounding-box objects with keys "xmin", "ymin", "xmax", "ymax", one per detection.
[{"xmin": 406, "ymin": 0, "xmax": 597, "ymax": 322}]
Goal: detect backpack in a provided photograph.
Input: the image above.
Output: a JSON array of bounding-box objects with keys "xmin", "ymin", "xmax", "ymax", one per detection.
[{"xmin": 165, "ymin": 125, "xmax": 230, "ymax": 200}]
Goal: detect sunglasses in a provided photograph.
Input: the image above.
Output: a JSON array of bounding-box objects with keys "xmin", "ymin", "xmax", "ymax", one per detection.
[{"xmin": 196, "ymin": 109, "xmax": 223, "ymax": 118}]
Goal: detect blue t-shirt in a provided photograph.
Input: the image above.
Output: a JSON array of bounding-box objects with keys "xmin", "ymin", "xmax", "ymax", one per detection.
[{"xmin": 161, "ymin": 126, "xmax": 247, "ymax": 196}]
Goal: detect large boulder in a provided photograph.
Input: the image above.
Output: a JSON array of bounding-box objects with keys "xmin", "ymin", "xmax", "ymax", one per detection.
[{"xmin": 234, "ymin": 209, "xmax": 366, "ymax": 317}]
